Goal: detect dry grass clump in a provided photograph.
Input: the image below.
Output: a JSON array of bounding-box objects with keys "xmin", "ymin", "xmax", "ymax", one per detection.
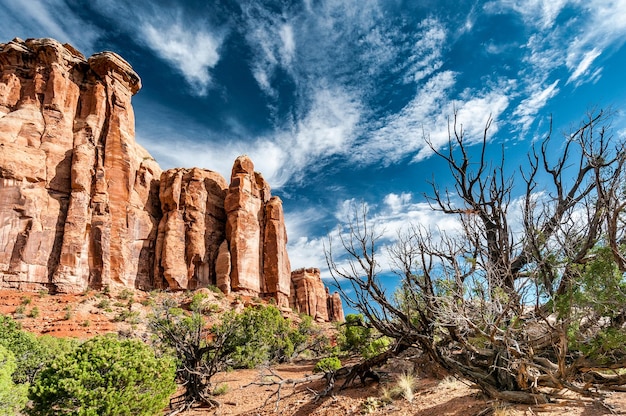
[{"xmin": 378, "ymin": 371, "xmax": 418, "ymax": 404}]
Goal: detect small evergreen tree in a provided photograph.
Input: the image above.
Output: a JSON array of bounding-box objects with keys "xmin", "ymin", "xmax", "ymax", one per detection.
[
  {"xmin": 29, "ymin": 335, "xmax": 176, "ymax": 416},
  {"xmin": 218, "ymin": 305, "xmax": 300, "ymax": 368},
  {"xmin": 0, "ymin": 344, "xmax": 28, "ymax": 415},
  {"xmin": 0, "ymin": 315, "xmax": 49, "ymax": 384}
]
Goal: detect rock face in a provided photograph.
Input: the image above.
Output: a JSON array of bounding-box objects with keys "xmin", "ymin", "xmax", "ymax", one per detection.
[
  {"xmin": 155, "ymin": 168, "xmax": 228, "ymax": 290},
  {"xmin": 224, "ymin": 156, "xmax": 291, "ymax": 307},
  {"xmin": 0, "ymin": 38, "xmax": 342, "ymax": 322},
  {"xmin": 290, "ymin": 268, "xmax": 344, "ymax": 323},
  {"xmin": 0, "ymin": 38, "xmax": 161, "ymax": 293},
  {"xmin": 327, "ymin": 289, "xmax": 345, "ymax": 323}
]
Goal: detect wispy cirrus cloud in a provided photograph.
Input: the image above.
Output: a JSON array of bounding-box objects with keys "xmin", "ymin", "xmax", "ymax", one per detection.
[
  {"xmin": 513, "ymin": 79, "xmax": 559, "ymax": 132},
  {"xmin": 140, "ymin": 20, "xmax": 223, "ymax": 95},
  {"xmin": 355, "ymin": 71, "xmax": 511, "ymax": 164},
  {"xmin": 138, "ymin": 82, "xmax": 362, "ymax": 187},
  {"xmin": 0, "ymin": 0, "xmax": 101, "ymax": 53},
  {"xmin": 240, "ymin": 2, "xmax": 299, "ymax": 99},
  {"xmin": 89, "ymin": 0, "xmax": 225, "ymax": 95},
  {"xmin": 564, "ymin": 0, "xmax": 626, "ymax": 82},
  {"xmin": 484, "ymin": 0, "xmax": 569, "ymax": 29}
]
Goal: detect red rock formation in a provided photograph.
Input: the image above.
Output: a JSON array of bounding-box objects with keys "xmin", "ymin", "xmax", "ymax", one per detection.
[
  {"xmin": 290, "ymin": 268, "xmax": 344, "ymax": 322},
  {"xmin": 262, "ymin": 196, "xmax": 291, "ymax": 308},
  {"xmin": 0, "ymin": 38, "xmax": 161, "ymax": 293},
  {"xmin": 0, "ymin": 38, "xmax": 340, "ymax": 322},
  {"xmin": 224, "ymin": 156, "xmax": 266, "ymax": 295},
  {"xmin": 327, "ymin": 288, "xmax": 345, "ymax": 322},
  {"xmin": 155, "ymin": 168, "xmax": 227, "ymax": 290},
  {"xmin": 222, "ymin": 156, "xmax": 290, "ymax": 307}
]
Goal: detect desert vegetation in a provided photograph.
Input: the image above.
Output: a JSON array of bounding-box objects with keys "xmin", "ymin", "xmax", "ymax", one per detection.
[
  {"xmin": 325, "ymin": 110, "xmax": 626, "ymax": 405},
  {"xmin": 0, "ymin": 292, "xmax": 336, "ymax": 415}
]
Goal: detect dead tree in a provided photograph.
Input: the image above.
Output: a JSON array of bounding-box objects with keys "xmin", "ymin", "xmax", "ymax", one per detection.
[
  {"xmin": 149, "ymin": 301, "xmax": 237, "ymax": 413},
  {"xmin": 326, "ymin": 110, "xmax": 626, "ymax": 404}
]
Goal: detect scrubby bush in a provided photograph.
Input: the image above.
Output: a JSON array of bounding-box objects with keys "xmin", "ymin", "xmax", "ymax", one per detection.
[
  {"xmin": 337, "ymin": 314, "xmax": 391, "ymax": 358},
  {"xmin": 149, "ymin": 302, "xmax": 228, "ymax": 408},
  {"xmin": 29, "ymin": 335, "xmax": 176, "ymax": 416},
  {"xmin": 0, "ymin": 315, "xmax": 48, "ymax": 384},
  {"xmin": 0, "ymin": 344, "xmax": 28, "ymax": 415},
  {"xmin": 218, "ymin": 305, "xmax": 305, "ymax": 368},
  {"xmin": 150, "ymin": 301, "xmax": 326, "ymax": 410},
  {"xmin": 557, "ymin": 246, "xmax": 626, "ymax": 363},
  {"xmin": 313, "ymin": 356, "xmax": 341, "ymax": 373},
  {"xmin": 189, "ymin": 292, "xmax": 210, "ymax": 314}
]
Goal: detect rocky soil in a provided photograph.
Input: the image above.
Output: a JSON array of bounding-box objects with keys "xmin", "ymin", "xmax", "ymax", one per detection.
[{"xmin": 1, "ymin": 288, "xmax": 625, "ymax": 415}]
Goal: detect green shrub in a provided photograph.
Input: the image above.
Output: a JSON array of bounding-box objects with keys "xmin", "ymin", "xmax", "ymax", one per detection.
[
  {"xmin": 337, "ymin": 314, "xmax": 391, "ymax": 359},
  {"xmin": 29, "ymin": 335, "xmax": 176, "ymax": 416},
  {"xmin": 189, "ymin": 292, "xmax": 209, "ymax": 314},
  {"xmin": 0, "ymin": 344, "xmax": 28, "ymax": 415},
  {"xmin": 116, "ymin": 289, "xmax": 134, "ymax": 301},
  {"xmin": 362, "ymin": 336, "xmax": 392, "ymax": 359},
  {"xmin": 557, "ymin": 246, "xmax": 626, "ymax": 363},
  {"xmin": 313, "ymin": 356, "xmax": 342, "ymax": 373},
  {"xmin": 212, "ymin": 383, "xmax": 229, "ymax": 396},
  {"xmin": 338, "ymin": 314, "xmax": 370, "ymax": 352},
  {"xmin": 113, "ymin": 310, "xmax": 140, "ymax": 324},
  {"xmin": 14, "ymin": 305, "xmax": 26, "ymax": 319},
  {"xmin": 206, "ymin": 285, "xmax": 223, "ymax": 296},
  {"xmin": 0, "ymin": 315, "xmax": 48, "ymax": 384},
  {"xmin": 28, "ymin": 307, "xmax": 40, "ymax": 318},
  {"xmin": 218, "ymin": 305, "xmax": 298, "ymax": 368}
]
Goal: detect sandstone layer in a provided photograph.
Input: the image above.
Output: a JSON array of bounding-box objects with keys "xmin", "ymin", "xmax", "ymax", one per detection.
[{"xmin": 0, "ymin": 38, "xmax": 342, "ymax": 321}]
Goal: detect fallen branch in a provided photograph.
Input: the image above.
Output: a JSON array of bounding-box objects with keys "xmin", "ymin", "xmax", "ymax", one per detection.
[{"xmin": 243, "ymin": 367, "xmax": 324, "ymax": 411}]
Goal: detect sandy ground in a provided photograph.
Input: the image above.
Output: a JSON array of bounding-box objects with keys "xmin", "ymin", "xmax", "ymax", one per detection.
[{"xmin": 1, "ymin": 288, "xmax": 625, "ymax": 415}]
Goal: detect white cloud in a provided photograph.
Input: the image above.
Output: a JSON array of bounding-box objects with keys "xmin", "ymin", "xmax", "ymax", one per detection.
[
  {"xmin": 567, "ymin": 48, "xmax": 601, "ymax": 85},
  {"xmin": 138, "ymin": 130, "xmax": 286, "ymax": 187},
  {"xmin": 279, "ymin": 24, "xmax": 296, "ymax": 64},
  {"xmin": 87, "ymin": 1, "xmax": 225, "ymax": 95},
  {"xmin": 136, "ymin": 83, "xmax": 361, "ymax": 188},
  {"xmin": 284, "ymin": 208, "xmax": 329, "ymax": 270},
  {"xmin": 484, "ymin": 0, "xmax": 569, "ymax": 29},
  {"xmin": 384, "ymin": 193, "xmax": 412, "ymax": 213},
  {"xmin": 271, "ymin": 85, "xmax": 363, "ymax": 184},
  {"xmin": 513, "ymin": 79, "xmax": 560, "ymax": 132},
  {"xmin": 351, "ymin": 71, "xmax": 510, "ymax": 165},
  {"xmin": 302, "ymin": 193, "xmax": 464, "ymax": 280},
  {"xmin": 361, "ymin": 70, "xmax": 457, "ymax": 163},
  {"xmin": 516, "ymin": 0, "xmax": 626, "ymax": 91},
  {"xmin": 404, "ymin": 18, "xmax": 447, "ymax": 84},
  {"xmin": 140, "ymin": 22, "xmax": 222, "ymax": 95},
  {"xmin": 241, "ymin": 4, "xmax": 301, "ymax": 98},
  {"xmin": 0, "ymin": 0, "xmax": 101, "ymax": 53}
]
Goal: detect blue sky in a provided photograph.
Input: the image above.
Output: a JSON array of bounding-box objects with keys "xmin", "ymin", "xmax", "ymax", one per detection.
[{"xmin": 2, "ymin": 0, "xmax": 626, "ymax": 293}]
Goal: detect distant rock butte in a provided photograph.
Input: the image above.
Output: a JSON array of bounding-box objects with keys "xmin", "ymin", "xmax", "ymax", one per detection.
[
  {"xmin": 291, "ymin": 268, "xmax": 344, "ymax": 323},
  {"xmin": 0, "ymin": 38, "xmax": 343, "ymax": 321}
]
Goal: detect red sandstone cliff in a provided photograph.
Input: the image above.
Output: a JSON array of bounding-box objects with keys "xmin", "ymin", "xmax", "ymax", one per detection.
[
  {"xmin": 0, "ymin": 38, "xmax": 161, "ymax": 293},
  {"xmin": 0, "ymin": 38, "xmax": 343, "ymax": 322}
]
